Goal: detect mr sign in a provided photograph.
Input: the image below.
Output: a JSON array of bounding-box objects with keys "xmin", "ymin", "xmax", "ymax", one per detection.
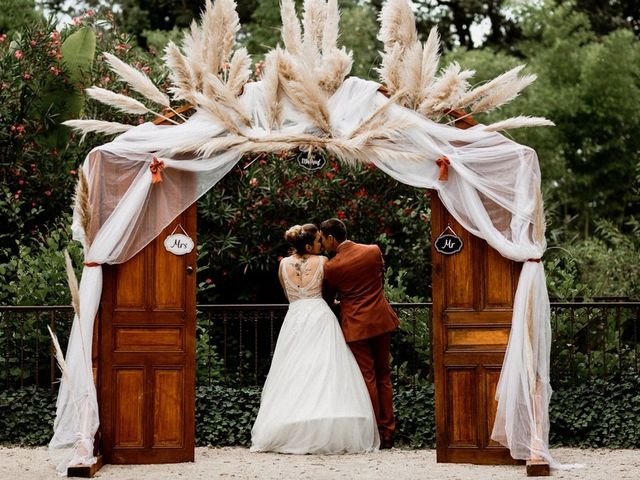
[
  {"xmin": 434, "ymin": 225, "xmax": 464, "ymax": 255},
  {"xmin": 164, "ymin": 226, "xmax": 194, "ymax": 256}
]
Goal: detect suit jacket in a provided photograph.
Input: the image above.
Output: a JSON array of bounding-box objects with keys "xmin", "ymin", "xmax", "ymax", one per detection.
[{"xmin": 323, "ymin": 240, "xmax": 400, "ymax": 342}]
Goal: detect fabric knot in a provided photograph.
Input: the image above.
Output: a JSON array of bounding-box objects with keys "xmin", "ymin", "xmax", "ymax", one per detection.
[
  {"xmin": 83, "ymin": 262, "xmax": 101, "ymax": 267},
  {"xmin": 435, "ymin": 156, "xmax": 450, "ymax": 181},
  {"xmin": 149, "ymin": 156, "xmax": 165, "ymax": 184},
  {"xmin": 527, "ymin": 258, "xmax": 542, "ymax": 263}
]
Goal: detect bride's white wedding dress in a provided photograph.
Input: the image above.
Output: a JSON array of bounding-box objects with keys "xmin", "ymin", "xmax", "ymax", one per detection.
[{"xmin": 250, "ymin": 255, "xmax": 380, "ymax": 454}]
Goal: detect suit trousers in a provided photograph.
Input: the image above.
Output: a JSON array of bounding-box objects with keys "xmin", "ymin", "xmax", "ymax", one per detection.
[{"xmin": 348, "ymin": 332, "xmax": 395, "ymax": 441}]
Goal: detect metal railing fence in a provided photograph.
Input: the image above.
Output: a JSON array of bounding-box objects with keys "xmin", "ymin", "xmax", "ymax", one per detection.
[{"xmin": 1, "ymin": 302, "xmax": 638, "ymax": 391}]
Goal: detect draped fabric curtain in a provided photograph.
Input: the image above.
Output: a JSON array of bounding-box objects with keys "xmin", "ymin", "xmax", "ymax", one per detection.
[{"xmin": 50, "ymin": 77, "xmax": 554, "ymax": 472}]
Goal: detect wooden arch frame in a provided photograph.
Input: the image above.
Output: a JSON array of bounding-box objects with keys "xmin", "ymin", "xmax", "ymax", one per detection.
[{"xmin": 81, "ymin": 97, "xmax": 548, "ymax": 477}]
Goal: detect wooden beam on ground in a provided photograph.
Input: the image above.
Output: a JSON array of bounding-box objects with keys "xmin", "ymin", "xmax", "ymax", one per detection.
[
  {"xmin": 67, "ymin": 455, "xmax": 104, "ymax": 478},
  {"xmin": 526, "ymin": 459, "xmax": 550, "ymax": 476}
]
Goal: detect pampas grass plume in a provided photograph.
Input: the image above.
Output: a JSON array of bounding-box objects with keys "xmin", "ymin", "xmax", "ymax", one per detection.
[{"xmin": 102, "ymin": 52, "xmax": 170, "ymax": 107}]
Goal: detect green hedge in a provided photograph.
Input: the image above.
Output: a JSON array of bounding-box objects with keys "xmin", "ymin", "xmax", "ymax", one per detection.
[
  {"xmin": 2, "ymin": 377, "xmax": 639, "ymax": 448},
  {"xmin": 0, "ymin": 386, "xmax": 56, "ymax": 446},
  {"xmin": 549, "ymin": 372, "xmax": 640, "ymax": 448}
]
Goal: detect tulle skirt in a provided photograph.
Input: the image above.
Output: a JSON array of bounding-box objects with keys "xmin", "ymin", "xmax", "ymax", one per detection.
[{"xmin": 250, "ymin": 298, "xmax": 380, "ymax": 454}]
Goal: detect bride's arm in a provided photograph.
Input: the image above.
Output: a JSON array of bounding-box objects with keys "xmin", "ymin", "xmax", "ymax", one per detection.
[{"xmin": 278, "ymin": 258, "xmax": 288, "ymax": 301}]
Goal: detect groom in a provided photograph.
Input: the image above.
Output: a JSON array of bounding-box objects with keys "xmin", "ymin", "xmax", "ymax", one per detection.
[{"xmin": 320, "ymin": 218, "xmax": 400, "ymax": 449}]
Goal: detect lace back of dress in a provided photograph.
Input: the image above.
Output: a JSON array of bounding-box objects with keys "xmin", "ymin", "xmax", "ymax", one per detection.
[{"xmin": 281, "ymin": 256, "xmax": 325, "ymax": 302}]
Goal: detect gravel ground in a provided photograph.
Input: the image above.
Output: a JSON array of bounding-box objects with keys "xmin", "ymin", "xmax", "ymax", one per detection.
[{"xmin": 1, "ymin": 446, "xmax": 639, "ymax": 479}]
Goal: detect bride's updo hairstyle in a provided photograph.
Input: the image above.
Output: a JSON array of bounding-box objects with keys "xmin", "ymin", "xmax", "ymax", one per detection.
[{"xmin": 285, "ymin": 224, "xmax": 318, "ymax": 255}]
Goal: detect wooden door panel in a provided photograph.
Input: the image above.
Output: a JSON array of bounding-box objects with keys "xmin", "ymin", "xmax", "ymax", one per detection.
[
  {"xmin": 115, "ymin": 250, "xmax": 145, "ymax": 308},
  {"xmin": 152, "ymin": 368, "xmax": 184, "ymax": 447},
  {"xmin": 444, "ymin": 221, "xmax": 475, "ymax": 309},
  {"xmin": 152, "ymin": 218, "xmax": 187, "ymax": 310},
  {"xmin": 446, "ymin": 368, "xmax": 478, "ymax": 446},
  {"xmin": 483, "ymin": 367, "xmax": 503, "ymax": 448},
  {"xmin": 99, "ymin": 204, "xmax": 196, "ymax": 464},
  {"xmin": 446, "ymin": 327, "xmax": 510, "ymax": 350},
  {"xmin": 485, "ymin": 248, "xmax": 515, "ymax": 307},
  {"xmin": 114, "ymin": 368, "xmax": 144, "ymax": 448},
  {"xmin": 114, "ymin": 327, "xmax": 184, "ymax": 352}
]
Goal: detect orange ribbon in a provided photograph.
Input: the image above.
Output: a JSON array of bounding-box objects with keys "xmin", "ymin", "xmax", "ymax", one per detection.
[
  {"xmin": 83, "ymin": 262, "xmax": 101, "ymax": 267},
  {"xmin": 150, "ymin": 156, "xmax": 165, "ymax": 184},
  {"xmin": 435, "ymin": 156, "xmax": 450, "ymax": 181},
  {"xmin": 527, "ymin": 258, "xmax": 542, "ymax": 263}
]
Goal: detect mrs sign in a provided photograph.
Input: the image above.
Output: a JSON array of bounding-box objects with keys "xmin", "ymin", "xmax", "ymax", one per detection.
[{"xmin": 54, "ymin": 0, "xmax": 555, "ymax": 477}]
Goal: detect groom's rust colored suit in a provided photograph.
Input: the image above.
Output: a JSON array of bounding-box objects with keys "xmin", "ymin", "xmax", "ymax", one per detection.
[{"xmin": 323, "ymin": 240, "xmax": 399, "ymax": 444}]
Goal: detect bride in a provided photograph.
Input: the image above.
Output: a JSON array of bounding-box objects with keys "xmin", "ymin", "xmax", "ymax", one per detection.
[{"xmin": 250, "ymin": 223, "xmax": 380, "ymax": 454}]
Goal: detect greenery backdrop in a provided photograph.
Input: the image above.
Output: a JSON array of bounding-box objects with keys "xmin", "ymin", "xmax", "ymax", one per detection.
[{"xmin": 1, "ymin": 0, "xmax": 638, "ymax": 303}]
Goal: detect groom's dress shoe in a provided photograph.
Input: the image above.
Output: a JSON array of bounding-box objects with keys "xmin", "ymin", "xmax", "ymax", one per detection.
[{"xmin": 380, "ymin": 437, "xmax": 394, "ymax": 450}]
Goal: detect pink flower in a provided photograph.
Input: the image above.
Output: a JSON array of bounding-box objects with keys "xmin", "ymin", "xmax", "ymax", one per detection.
[
  {"xmin": 115, "ymin": 43, "xmax": 127, "ymax": 51},
  {"xmin": 249, "ymin": 177, "xmax": 258, "ymax": 187},
  {"xmin": 337, "ymin": 210, "xmax": 346, "ymax": 219},
  {"xmin": 142, "ymin": 66, "xmax": 151, "ymax": 74},
  {"xmin": 205, "ymin": 278, "xmax": 214, "ymax": 285},
  {"xmin": 69, "ymin": 169, "xmax": 77, "ymax": 175},
  {"xmin": 0, "ymin": 34, "xmax": 7, "ymax": 42},
  {"xmin": 86, "ymin": 9, "xmax": 95, "ymax": 16},
  {"xmin": 49, "ymin": 66, "xmax": 61, "ymax": 76},
  {"xmin": 30, "ymin": 40, "xmax": 37, "ymax": 47},
  {"xmin": 72, "ymin": 17, "xmax": 82, "ymax": 26},
  {"xmin": 32, "ymin": 202, "xmax": 37, "ymax": 207},
  {"xmin": 14, "ymin": 50, "xmax": 23, "ymax": 60},
  {"xmin": 22, "ymin": 73, "xmax": 31, "ymax": 80},
  {"xmin": 18, "ymin": 179, "xmax": 24, "ymax": 185},
  {"xmin": 44, "ymin": 190, "xmax": 52, "ymax": 197},
  {"xmin": 10, "ymin": 124, "xmax": 25, "ymax": 135},
  {"xmin": 50, "ymin": 31, "xmax": 59, "ymax": 41},
  {"xmin": 102, "ymin": 75, "xmax": 111, "ymax": 84}
]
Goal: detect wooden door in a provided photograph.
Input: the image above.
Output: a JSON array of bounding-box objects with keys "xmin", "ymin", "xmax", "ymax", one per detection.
[
  {"xmin": 98, "ymin": 205, "xmax": 196, "ymax": 464},
  {"xmin": 431, "ymin": 193, "xmax": 522, "ymax": 465}
]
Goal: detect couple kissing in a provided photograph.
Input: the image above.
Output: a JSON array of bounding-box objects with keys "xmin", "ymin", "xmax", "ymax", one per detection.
[{"xmin": 250, "ymin": 218, "xmax": 399, "ymax": 454}]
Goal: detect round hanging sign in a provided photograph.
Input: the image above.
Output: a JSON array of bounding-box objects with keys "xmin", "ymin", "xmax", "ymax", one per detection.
[
  {"xmin": 296, "ymin": 148, "xmax": 326, "ymax": 171},
  {"xmin": 163, "ymin": 224, "xmax": 194, "ymax": 256},
  {"xmin": 434, "ymin": 225, "xmax": 464, "ymax": 255}
]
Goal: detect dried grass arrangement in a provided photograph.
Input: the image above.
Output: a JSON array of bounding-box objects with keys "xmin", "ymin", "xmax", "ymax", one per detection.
[{"xmin": 64, "ymin": 0, "xmax": 552, "ymax": 148}]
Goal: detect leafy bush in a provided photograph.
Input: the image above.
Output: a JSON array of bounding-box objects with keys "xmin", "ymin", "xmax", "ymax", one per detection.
[
  {"xmin": 2, "ymin": 379, "xmax": 639, "ymax": 449},
  {"xmin": 394, "ymin": 383, "xmax": 435, "ymax": 448},
  {"xmin": 0, "ymin": 213, "xmax": 82, "ymax": 305},
  {"xmin": 549, "ymin": 372, "xmax": 640, "ymax": 448},
  {"xmin": 195, "ymin": 384, "xmax": 262, "ymax": 447},
  {"xmin": 0, "ymin": 386, "xmax": 56, "ymax": 446}
]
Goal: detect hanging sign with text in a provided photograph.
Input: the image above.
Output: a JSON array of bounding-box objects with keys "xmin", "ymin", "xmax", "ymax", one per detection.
[
  {"xmin": 434, "ymin": 225, "xmax": 464, "ymax": 255},
  {"xmin": 164, "ymin": 224, "xmax": 194, "ymax": 256},
  {"xmin": 296, "ymin": 147, "xmax": 327, "ymax": 171}
]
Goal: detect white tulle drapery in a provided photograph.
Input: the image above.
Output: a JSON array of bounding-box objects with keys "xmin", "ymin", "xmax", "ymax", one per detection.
[{"xmin": 52, "ymin": 77, "xmax": 553, "ymax": 471}]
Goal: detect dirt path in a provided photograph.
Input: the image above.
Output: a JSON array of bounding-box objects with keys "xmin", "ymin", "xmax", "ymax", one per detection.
[{"xmin": 1, "ymin": 446, "xmax": 639, "ymax": 479}]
